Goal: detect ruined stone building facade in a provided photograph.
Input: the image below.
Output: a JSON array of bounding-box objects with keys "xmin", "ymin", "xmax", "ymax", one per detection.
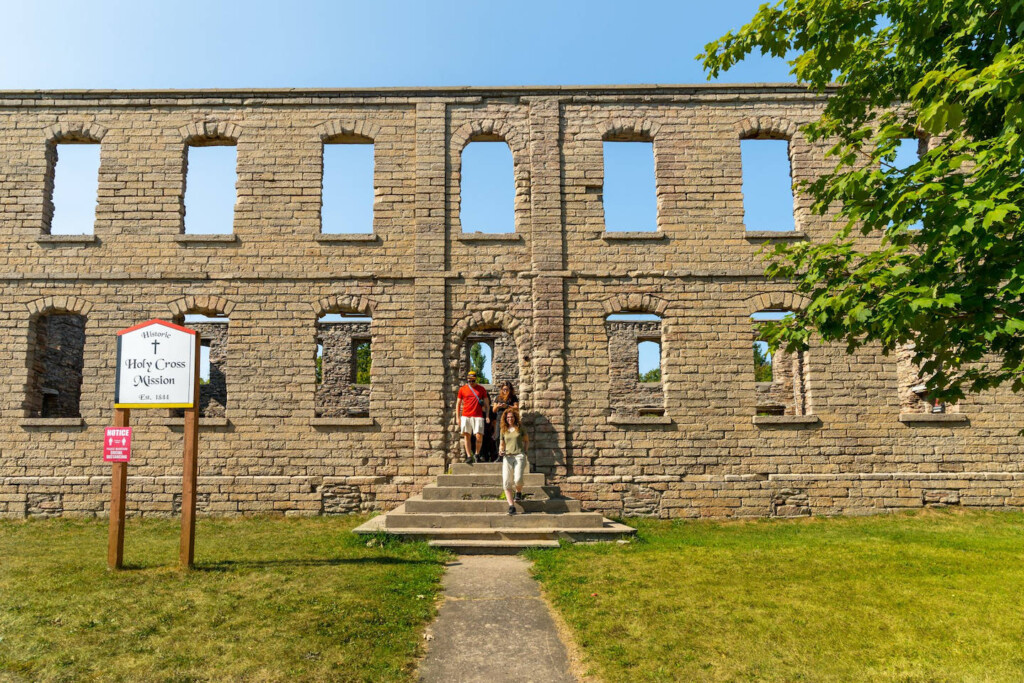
[{"xmin": 1, "ymin": 85, "xmax": 1022, "ymax": 519}]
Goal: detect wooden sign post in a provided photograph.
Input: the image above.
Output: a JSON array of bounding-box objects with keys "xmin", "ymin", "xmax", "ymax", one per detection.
[{"xmin": 109, "ymin": 320, "xmax": 200, "ymax": 571}]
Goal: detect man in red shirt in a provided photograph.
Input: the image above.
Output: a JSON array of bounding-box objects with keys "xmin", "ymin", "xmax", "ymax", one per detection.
[{"xmin": 456, "ymin": 370, "xmax": 491, "ymax": 463}]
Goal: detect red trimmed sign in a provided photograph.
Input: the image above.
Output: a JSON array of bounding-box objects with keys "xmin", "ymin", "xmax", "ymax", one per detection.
[
  {"xmin": 115, "ymin": 319, "xmax": 197, "ymax": 409},
  {"xmin": 103, "ymin": 426, "xmax": 132, "ymax": 462}
]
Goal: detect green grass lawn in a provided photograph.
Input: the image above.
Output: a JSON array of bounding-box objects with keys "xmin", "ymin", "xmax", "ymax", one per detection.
[
  {"xmin": 0, "ymin": 516, "xmax": 447, "ymax": 682},
  {"xmin": 529, "ymin": 509, "xmax": 1024, "ymax": 682}
]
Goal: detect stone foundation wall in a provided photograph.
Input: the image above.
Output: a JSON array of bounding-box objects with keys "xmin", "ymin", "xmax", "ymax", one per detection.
[{"xmin": 2, "ymin": 86, "xmax": 1023, "ymax": 520}]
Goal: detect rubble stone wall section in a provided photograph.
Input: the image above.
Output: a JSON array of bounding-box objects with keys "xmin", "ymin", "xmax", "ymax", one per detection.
[{"xmin": 1, "ymin": 86, "xmax": 1022, "ymax": 519}]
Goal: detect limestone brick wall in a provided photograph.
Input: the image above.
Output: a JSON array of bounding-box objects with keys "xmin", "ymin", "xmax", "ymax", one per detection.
[{"xmin": 1, "ymin": 86, "xmax": 1022, "ymax": 520}]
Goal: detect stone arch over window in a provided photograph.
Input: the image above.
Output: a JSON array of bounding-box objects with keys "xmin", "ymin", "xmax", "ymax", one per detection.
[
  {"xmin": 601, "ymin": 293, "xmax": 669, "ymax": 318},
  {"xmin": 312, "ymin": 294, "xmax": 375, "ymax": 319},
  {"xmin": 167, "ymin": 295, "xmax": 235, "ymax": 319},
  {"xmin": 747, "ymin": 293, "xmax": 812, "ymax": 417},
  {"xmin": 601, "ymin": 293, "xmax": 668, "ymax": 418},
  {"xmin": 168, "ymin": 295, "xmax": 234, "ymax": 418},
  {"xmin": 600, "ymin": 117, "xmax": 662, "ymax": 143},
  {"xmin": 315, "ymin": 119, "xmax": 380, "ymax": 144},
  {"xmin": 179, "ymin": 121, "xmax": 242, "ymax": 146},
  {"xmin": 449, "ymin": 119, "xmax": 530, "ymax": 234},
  {"xmin": 311, "ymin": 295, "xmax": 376, "ymax": 418},
  {"xmin": 42, "ymin": 122, "xmax": 107, "ymax": 235},
  {"xmin": 23, "ymin": 296, "xmax": 94, "ymax": 418}
]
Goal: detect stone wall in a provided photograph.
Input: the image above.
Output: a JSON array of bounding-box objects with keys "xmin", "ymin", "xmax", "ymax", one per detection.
[{"xmin": 1, "ymin": 86, "xmax": 1023, "ymax": 520}]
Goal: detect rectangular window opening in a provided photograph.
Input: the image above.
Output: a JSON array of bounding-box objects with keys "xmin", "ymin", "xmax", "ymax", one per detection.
[
  {"xmin": 467, "ymin": 340, "xmax": 493, "ymax": 385},
  {"xmin": 199, "ymin": 341, "xmax": 211, "ymax": 384},
  {"xmin": 741, "ymin": 139, "xmax": 796, "ymax": 232},
  {"xmin": 49, "ymin": 143, "xmax": 100, "ymax": 235},
  {"xmin": 184, "ymin": 145, "xmax": 237, "ymax": 235},
  {"xmin": 460, "ymin": 142, "xmax": 515, "ymax": 234},
  {"xmin": 352, "ymin": 339, "xmax": 371, "ymax": 385},
  {"xmin": 603, "ymin": 141, "xmax": 656, "ymax": 232},
  {"xmin": 322, "ymin": 142, "xmax": 374, "ymax": 234},
  {"xmin": 638, "ymin": 339, "xmax": 661, "ymax": 383},
  {"xmin": 315, "ymin": 314, "xmax": 372, "ymax": 418},
  {"xmin": 894, "ymin": 138, "xmax": 924, "ymax": 231}
]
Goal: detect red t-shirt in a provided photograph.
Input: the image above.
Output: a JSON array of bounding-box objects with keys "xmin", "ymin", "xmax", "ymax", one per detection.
[{"xmin": 458, "ymin": 384, "xmax": 489, "ymax": 418}]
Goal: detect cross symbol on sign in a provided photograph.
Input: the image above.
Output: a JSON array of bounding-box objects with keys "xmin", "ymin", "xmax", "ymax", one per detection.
[{"xmin": 152, "ymin": 339, "xmax": 160, "ymax": 354}]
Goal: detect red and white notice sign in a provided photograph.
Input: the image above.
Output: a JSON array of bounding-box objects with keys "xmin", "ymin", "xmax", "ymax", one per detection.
[{"xmin": 103, "ymin": 426, "xmax": 132, "ymax": 462}]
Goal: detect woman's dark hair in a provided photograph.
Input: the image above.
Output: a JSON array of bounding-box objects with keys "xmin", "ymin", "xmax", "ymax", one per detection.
[{"xmin": 499, "ymin": 381, "xmax": 518, "ymax": 405}]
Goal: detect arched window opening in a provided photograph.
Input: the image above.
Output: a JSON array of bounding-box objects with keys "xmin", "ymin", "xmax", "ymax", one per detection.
[
  {"xmin": 26, "ymin": 313, "xmax": 86, "ymax": 418},
  {"xmin": 752, "ymin": 310, "xmax": 808, "ymax": 415},
  {"xmin": 315, "ymin": 312, "xmax": 372, "ymax": 417},
  {"xmin": 460, "ymin": 141, "xmax": 514, "ymax": 234},
  {"xmin": 606, "ymin": 312, "xmax": 664, "ymax": 417}
]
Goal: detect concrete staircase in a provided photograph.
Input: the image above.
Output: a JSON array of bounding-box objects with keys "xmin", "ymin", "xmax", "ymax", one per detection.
[{"xmin": 353, "ymin": 462, "xmax": 635, "ymax": 553}]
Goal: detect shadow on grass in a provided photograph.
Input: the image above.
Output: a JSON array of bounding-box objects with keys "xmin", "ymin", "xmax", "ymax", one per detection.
[{"xmin": 194, "ymin": 556, "xmax": 438, "ymax": 571}]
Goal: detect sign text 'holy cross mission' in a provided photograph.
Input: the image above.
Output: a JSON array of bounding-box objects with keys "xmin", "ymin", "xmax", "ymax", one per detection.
[
  {"xmin": 108, "ymin": 319, "xmax": 201, "ymax": 572},
  {"xmin": 115, "ymin": 320, "xmax": 197, "ymax": 409}
]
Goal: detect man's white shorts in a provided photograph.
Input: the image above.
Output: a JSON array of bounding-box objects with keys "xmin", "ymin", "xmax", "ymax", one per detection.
[{"xmin": 460, "ymin": 416, "xmax": 485, "ymax": 435}]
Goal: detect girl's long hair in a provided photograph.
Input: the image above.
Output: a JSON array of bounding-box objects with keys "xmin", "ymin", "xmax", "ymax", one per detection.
[
  {"xmin": 499, "ymin": 381, "xmax": 518, "ymax": 405},
  {"xmin": 500, "ymin": 407, "xmax": 522, "ymax": 434}
]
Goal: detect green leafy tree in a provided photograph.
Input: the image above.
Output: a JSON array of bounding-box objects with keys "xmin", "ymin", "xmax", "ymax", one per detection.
[
  {"xmin": 754, "ymin": 342, "xmax": 774, "ymax": 382},
  {"xmin": 701, "ymin": 1, "xmax": 1024, "ymax": 404},
  {"xmin": 315, "ymin": 355, "xmax": 322, "ymax": 384},
  {"xmin": 354, "ymin": 341, "xmax": 371, "ymax": 385},
  {"xmin": 639, "ymin": 368, "xmax": 662, "ymax": 383},
  {"xmin": 470, "ymin": 343, "xmax": 490, "ymax": 384}
]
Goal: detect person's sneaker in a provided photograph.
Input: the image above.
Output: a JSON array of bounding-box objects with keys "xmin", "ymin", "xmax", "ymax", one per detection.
[
  {"xmin": 514, "ymin": 491, "xmax": 523, "ymax": 503},
  {"xmin": 507, "ymin": 505, "xmax": 516, "ymax": 515}
]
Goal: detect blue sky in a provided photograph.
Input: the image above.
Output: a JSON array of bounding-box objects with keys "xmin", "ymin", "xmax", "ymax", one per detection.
[{"xmin": 15, "ymin": 0, "xmax": 797, "ymax": 377}]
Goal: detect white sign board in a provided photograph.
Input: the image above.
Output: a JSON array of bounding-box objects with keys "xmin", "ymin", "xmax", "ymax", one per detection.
[{"xmin": 115, "ymin": 320, "xmax": 196, "ymax": 409}]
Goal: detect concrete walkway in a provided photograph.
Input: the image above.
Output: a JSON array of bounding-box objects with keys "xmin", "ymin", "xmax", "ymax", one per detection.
[{"xmin": 418, "ymin": 555, "xmax": 577, "ymax": 683}]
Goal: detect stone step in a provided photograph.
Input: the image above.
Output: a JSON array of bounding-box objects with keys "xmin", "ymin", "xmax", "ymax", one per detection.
[
  {"xmin": 436, "ymin": 473, "xmax": 546, "ymax": 488},
  {"xmin": 385, "ymin": 510, "xmax": 605, "ymax": 530},
  {"xmin": 449, "ymin": 462, "xmax": 504, "ymax": 475},
  {"xmin": 421, "ymin": 484, "xmax": 559, "ymax": 501},
  {"xmin": 404, "ymin": 495, "xmax": 581, "ymax": 514},
  {"xmin": 427, "ymin": 539, "xmax": 561, "ymax": 555}
]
